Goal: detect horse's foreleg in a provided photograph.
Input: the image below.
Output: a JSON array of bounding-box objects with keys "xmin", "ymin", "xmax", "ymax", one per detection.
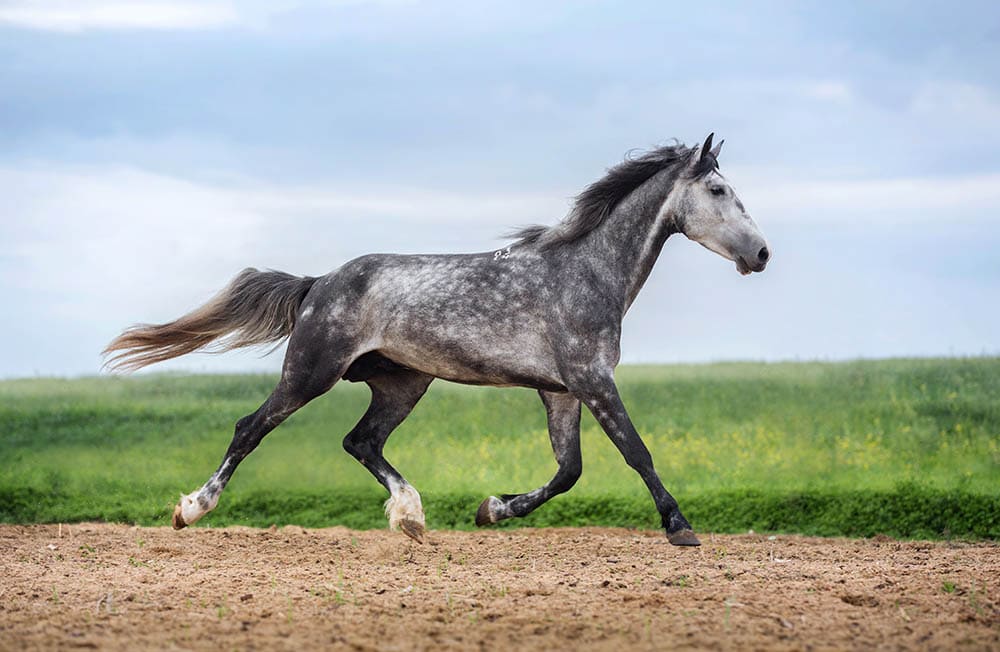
[
  {"xmin": 476, "ymin": 390, "xmax": 582, "ymax": 526},
  {"xmin": 575, "ymin": 378, "xmax": 700, "ymax": 547},
  {"xmin": 342, "ymin": 369, "xmax": 433, "ymax": 543}
]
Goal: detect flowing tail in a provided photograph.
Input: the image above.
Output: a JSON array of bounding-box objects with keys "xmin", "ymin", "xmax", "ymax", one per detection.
[{"xmin": 103, "ymin": 268, "xmax": 318, "ymax": 372}]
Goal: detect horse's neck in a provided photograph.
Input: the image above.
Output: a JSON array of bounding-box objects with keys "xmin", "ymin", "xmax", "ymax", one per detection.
[{"xmin": 574, "ymin": 182, "xmax": 676, "ymax": 314}]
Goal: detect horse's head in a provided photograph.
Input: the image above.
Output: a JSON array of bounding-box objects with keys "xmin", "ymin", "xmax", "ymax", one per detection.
[{"xmin": 667, "ymin": 134, "xmax": 770, "ymax": 276}]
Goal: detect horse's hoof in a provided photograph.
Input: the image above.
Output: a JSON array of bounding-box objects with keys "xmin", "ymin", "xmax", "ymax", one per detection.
[
  {"xmin": 172, "ymin": 502, "xmax": 188, "ymax": 530},
  {"xmin": 399, "ymin": 518, "xmax": 425, "ymax": 543},
  {"xmin": 667, "ymin": 529, "xmax": 701, "ymax": 546},
  {"xmin": 475, "ymin": 497, "xmax": 497, "ymax": 527}
]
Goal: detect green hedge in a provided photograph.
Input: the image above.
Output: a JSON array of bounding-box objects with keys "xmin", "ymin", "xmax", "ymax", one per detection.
[{"xmin": 3, "ymin": 485, "xmax": 996, "ymax": 540}]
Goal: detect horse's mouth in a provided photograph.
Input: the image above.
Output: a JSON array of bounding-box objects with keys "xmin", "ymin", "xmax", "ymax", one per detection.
[{"xmin": 736, "ymin": 256, "xmax": 766, "ymax": 276}]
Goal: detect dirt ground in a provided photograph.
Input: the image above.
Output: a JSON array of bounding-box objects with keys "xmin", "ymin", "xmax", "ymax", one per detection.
[{"xmin": 1, "ymin": 524, "xmax": 997, "ymax": 651}]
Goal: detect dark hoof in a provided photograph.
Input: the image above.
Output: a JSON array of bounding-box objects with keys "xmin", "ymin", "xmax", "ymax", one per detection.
[
  {"xmin": 399, "ymin": 518, "xmax": 424, "ymax": 544},
  {"xmin": 667, "ymin": 529, "xmax": 701, "ymax": 546},
  {"xmin": 475, "ymin": 497, "xmax": 496, "ymax": 527},
  {"xmin": 171, "ymin": 503, "xmax": 187, "ymax": 530}
]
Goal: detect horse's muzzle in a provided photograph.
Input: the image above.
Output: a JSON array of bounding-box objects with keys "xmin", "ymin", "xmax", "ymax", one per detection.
[{"xmin": 736, "ymin": 253, "xmax": 768, "ymax": 275}]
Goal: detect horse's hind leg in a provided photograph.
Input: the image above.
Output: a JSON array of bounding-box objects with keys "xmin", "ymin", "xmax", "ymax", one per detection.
[
  {"xmin": 476, "ymin": 390, "xmax": 582, "ymax": 525},
  {"xmin": 172, "ymin": 349, "xmax": 348, "ymax": 529},
  {"xmin": 342, "ymin": 368, "xmax": 433, "ymax": 542}
]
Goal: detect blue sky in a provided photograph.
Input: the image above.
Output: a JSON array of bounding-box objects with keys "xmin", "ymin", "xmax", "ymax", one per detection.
[{"xmin": 1, "ymin": 0, "xmax": 998, "ymax": 377}]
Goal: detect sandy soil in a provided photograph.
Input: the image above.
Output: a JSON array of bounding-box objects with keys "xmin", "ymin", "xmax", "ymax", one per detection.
[{"xmin": 1, "ymin": 524, "xmax": 997, "ymax": 651}]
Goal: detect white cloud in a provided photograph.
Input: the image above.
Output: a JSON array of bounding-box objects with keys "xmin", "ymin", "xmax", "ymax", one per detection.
[
  {"xmin": 0, "ymin": 1, "xmax": 238, "ymax": 31},
  {"xmin": 910, "ymin": 80, "xmax": 1000, "ymax": 122},
  {"xmin": 729, "ymin": 169, "xmax": 1000, "ymax": 226},
  {"xmin": 0, "ymin": 163, "xmax": 564, "ymax": 317},
  {"xmin": 0, "ymin": 0, "xmax": 421, "ymax": 32},
  {"xmin": 802, "ymin": 81, "xmax": 853, "ymax": 103}
]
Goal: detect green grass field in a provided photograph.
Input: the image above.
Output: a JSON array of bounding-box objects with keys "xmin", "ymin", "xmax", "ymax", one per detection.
[{"xmin": 1, "ymin": 358, "xmax": 998, "ymax": 539}]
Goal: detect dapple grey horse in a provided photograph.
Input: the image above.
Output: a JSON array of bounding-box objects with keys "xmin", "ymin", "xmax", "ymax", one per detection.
[{"xmin": 105, "ymin": 134, "xmax": 770, "ymax": 546}]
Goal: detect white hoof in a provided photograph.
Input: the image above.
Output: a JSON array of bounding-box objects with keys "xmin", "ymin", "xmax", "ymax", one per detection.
[
  {"xmin": 172, "ymin": 490, "xmax": 216, "ymax": 529},
  {"xmin": 384, "ymin": 483, "xmax": 425, "ymax": 542}
]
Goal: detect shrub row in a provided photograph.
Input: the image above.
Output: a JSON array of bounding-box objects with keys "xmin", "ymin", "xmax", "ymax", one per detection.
[{"xmin": 2, "ymin": 485, "xmax": 996, "ymax": 540}]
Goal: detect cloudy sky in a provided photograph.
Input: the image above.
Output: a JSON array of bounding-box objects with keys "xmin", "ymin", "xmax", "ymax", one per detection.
[{"xmin": 1, "ymin": 0, "xmax": 998, "ymax": 378}]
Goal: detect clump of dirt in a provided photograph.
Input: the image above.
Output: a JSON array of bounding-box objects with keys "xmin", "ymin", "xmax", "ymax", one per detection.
[{"xmin": 1, "ymin": 524, "xmax": 997, "ymax": 650}]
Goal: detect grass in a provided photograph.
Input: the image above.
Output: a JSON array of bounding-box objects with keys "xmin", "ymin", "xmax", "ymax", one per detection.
[{"xmin": 1, "ymin": 358, "xmax": 998, "ymax": 539}]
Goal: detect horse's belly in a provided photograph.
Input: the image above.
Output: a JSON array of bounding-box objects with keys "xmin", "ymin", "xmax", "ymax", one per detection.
[{"xmin": 376, "ymin": 329, "xmax": 564, "ymax": 391}]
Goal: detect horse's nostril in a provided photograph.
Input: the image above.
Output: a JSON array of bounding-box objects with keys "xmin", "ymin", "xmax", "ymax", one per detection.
[{"xmin": 758, "ymin": 247, "xmax": 770, "ymax": 263}]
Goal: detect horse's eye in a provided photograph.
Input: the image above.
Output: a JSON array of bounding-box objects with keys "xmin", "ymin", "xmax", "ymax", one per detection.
[{"xmin": 710, "ymin": 186, "xmax": 726, "ymax": 196}]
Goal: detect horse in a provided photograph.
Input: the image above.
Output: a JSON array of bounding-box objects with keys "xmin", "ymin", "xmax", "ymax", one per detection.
[{"xmin": 104, "ymin": 134, "xmax": 770, "ymax": 547}]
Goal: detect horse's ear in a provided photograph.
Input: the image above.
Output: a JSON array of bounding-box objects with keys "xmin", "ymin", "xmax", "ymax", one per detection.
[
  {"xmin": 710, "ymin": 139, "xmax": 724, "ymax": 160},
  {"xmin": 700, "ymin": 133, "xmax": 715, "ymax": 161}
]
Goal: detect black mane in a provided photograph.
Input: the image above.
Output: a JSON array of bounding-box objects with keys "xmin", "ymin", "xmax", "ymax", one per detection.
[{"xmin": 509, "ymin": 142, "xmax": 718, "ymax": 249}]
